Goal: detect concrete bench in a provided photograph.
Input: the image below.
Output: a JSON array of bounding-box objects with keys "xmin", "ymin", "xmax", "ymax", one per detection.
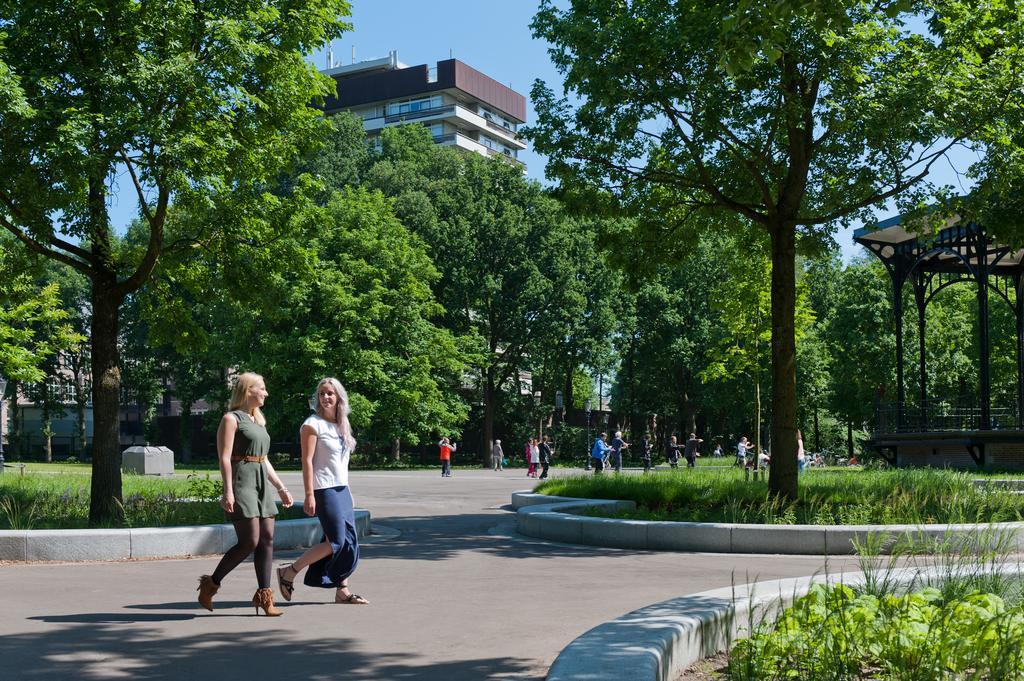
[{"xmin": 2, "ymin": 463, "xmax": 26, "ymax": 475}]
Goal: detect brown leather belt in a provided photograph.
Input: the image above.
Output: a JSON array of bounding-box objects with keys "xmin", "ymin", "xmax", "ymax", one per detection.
[{"xmin": 231, "ymin": 455, "xmax": 266, "ymax": 463}]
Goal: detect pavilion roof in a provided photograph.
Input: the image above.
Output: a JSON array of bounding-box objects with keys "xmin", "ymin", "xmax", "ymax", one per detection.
[{"xmin": 854, "ymin": 213, "xmax": 1024, "ymax": 273}]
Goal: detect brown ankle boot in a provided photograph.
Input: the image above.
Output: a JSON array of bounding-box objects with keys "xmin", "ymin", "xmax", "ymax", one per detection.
[
  {"xmin": 252, "ymin": 588, "xmax": 283, "ymax": 616},
  {"xmin": 197, "ymin": 575, "xmax": 219, "ymax": 612}
]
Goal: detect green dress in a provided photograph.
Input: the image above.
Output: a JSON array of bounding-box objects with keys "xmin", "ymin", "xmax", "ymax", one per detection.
[{"xmin": 227, "ymin": 410, "xmax": 278, "ymax": 519}]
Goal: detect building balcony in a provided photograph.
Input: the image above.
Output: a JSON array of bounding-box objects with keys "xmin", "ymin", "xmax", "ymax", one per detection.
[
  {"xmin": 362, "ymin": 103, "xmax": 526, "ymax": 150},
  {"xmin": 434, "ymin": 132, "xmax": 525, "ymax": 168}
]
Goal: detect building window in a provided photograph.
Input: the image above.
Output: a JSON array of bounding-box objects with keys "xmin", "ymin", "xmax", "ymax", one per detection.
[
  {"xmin": 388, "ymin": 95, "xmax": 442, "ymax": 116},
  {"xmin": 478, "ymin": 105, "xmax": 517, "ymax": 132},
  {"xmin": 479, "ymin": 135, "xmax": 517, "ymax": 157},
  {"xmin": 427, "ymin": 123, "xmax": 444, "ymax": 138}
]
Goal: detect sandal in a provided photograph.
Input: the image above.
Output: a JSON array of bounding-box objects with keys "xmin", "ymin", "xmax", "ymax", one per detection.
[
  {"xmin": 335, "ymin": 589, "xmax": 369, "ymax": 605},
  {"xmin": 276, "ymin": 564, "xmax": 295, "ymax": 602}
]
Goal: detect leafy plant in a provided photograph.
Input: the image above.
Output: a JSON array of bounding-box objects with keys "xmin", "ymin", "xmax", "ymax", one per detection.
[{"xmin": 540, "ymin": 468, "xmax": 1024, "ymax": 526}]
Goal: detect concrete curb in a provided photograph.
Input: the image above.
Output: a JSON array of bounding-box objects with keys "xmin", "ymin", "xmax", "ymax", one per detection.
[
  {"xmin": 0, "ymin": 510, "xmax": 371, "ymax": 562},
  {"xmin": 546, "ymin": 562, "xmax": 1024, "ymax": 681},
  {"xmin": 512, "ymin": 491, "xmax": 1024, "ymax": 555}
]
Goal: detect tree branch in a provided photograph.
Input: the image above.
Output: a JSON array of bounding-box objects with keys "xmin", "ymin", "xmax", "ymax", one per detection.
[
  {"xmin": 118, "ymin": 149, "xmax": 155, "ymax": 224},
  {"xmin": 659, "ymin": 104, "xmax": 769, "ymax": 223},
  {"xmin": 115, "ymin": 187, "xmax": 168, "ymax": 296},
  {"xmin": 665, "ymin": 101, "xmax": 777, "ymax": 210},
  {"xmin": 0, "ymin": 190, "xmax": 95, "ymax": 262},
  {"xmin": 0, "ymin": 214, "xmax": 94, "ymax": 277}
]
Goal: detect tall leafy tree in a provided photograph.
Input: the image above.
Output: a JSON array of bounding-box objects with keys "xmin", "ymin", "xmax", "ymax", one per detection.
[
  {"xmin": 527, "ymin": 1, "xmax": 1023, "ymax": 498},
  {"xmin": 365, "ymin": 126, "xmax": 593, "ymax": 462},
  {"xmin": 147, "ymin": 186, "xmax": 470, "ymax": 458},
  {"xmin": 0, "ymin": 0, "xmax": 350, "ymax": 522}
]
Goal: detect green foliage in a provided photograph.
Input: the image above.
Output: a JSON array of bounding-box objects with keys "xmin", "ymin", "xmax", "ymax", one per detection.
[
  {"xmin": 0, "ymin": 0, "xmax": 354, "ymax": 524},
  {"xmin": 151, "ymin": 183, "xmax": 471, "ymax": 448},
  {"xmin": 364, "ymin": 125, "xmax": 619, "ymax": 453},
  {"xmin": 536, "ymin": 468, "xmax": 1024, "ymax": 525},
  {"xmin": 527, "ymin": 0, "xmax": 1024, "ymax": 499},
  {"xmin": 728, "ymin": 583, "xmax": 1024, "ymax": 680},
  {"xmin": 0, "ymin": 239, "xmax": 82, "ymax": 382}
]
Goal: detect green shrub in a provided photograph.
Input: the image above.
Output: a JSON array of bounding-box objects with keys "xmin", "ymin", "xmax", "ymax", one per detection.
[{"xmin": 728, "ymin": 583, "xmax": 1024, "ymax": 680}]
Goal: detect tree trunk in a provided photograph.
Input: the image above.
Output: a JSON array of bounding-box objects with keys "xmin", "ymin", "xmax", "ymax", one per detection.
[
  {"xmin": 89, "ymin": 283, "xmax": 124, "ymax": 525},
  {"xmin": 847, "ymin": 420, "xmax": 854, "ymax": 459},
  {"xmin": 563, "ymin": 361, "xmax": 574, "ymax": 411},
  {"xmin": 391, "ymin": 437, "xmax": 400, "ymax": 464},
  {"xmin": 768, "ymin": 223, "xmax": 799, "ymax": 500},
  {"xmin": 76, "ymin": 395, "xmax": 87, "ymax": 457},
  {"xmin": 755, "ymin": 376, "xmax": 762, "ymax": 457},
  {"xmin": 813, "ymin": 406, "xmax": 820, "ymax": 454},
  {"xmin": 9, "ymin": 380, "xmax": 20, "ymax": 458},
  {"xmin": 483, "ymin": 367, "xmax": 495, "ymax": 468},
  {"xmin": 180, "ymin": 400, "xmax": 193, "ymax": 464},
  {"xmin": 44, "ymin": 420, "xmax": 52, "ymax": 463}
]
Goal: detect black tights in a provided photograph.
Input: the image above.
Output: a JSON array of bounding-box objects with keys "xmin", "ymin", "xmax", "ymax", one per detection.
[{"xmin": 211, "ymin": 517, "xmax": 275, "ymax": 588}]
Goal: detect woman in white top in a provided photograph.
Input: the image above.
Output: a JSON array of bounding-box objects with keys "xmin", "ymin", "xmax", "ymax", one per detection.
[
  {"xmin": 528, "ymin": 438, "xmax": 541, "ymax": 477},
  {"xmin": 276, "ymin": 377, "xmax": 368, "ymax": 605}
]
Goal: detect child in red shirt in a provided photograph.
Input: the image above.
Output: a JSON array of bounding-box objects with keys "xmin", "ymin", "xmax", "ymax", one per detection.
[{"xmin": 439, "ymin": 437, "xmax": 455, "ymax": 477}]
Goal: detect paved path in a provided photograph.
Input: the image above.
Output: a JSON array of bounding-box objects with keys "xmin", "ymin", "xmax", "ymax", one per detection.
[{"xmin": 1, "ymin": 468, "xmax": 860, "ymax": 680}]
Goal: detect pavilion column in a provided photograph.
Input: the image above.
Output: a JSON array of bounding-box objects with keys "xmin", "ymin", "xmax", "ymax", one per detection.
[
  {"xmin": 976, "ymin": 230, "xmax": 992, "ymax": 430},
  {"xmin": 914, "ymin": 274, "xmax": 928, "ymax": 429},
  {"xmin": 1016, "ymin": 274, "xmax": 1024, "ymax": 429},
  {"xmin": 892, "ymin": 265, "xmax": 906, "ymax": 429}
]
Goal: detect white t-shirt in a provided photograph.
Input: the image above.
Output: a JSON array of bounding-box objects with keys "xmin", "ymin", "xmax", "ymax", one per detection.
[
  {"xmin": 302, "ymin": 414, "xmax": 350, "ymax": 489},
  {"xmin": 529, "ymin": 444, "xmax": 540, "ymax": 463}
]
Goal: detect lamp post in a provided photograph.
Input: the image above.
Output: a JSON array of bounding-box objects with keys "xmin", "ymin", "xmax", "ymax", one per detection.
[
  {"xmin": 0, "ymin": 374, "xmax": 7, "ymax": 474},
  {"xmin": 584, "ymin": 398, "xmax": 592, "ymax": 470},
  {"xmin": 533, "ymin": 390, "xmax": 542, "ymax": 440},
  {"xmin": 554, "ymin": 391, "xmax": 563, "ymax": 460}
]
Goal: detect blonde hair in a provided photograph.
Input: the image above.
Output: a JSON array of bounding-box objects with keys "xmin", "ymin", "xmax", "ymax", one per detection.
[
  {"xmin": 310, "ymin": 377, "xmax": 357, "ymax": 452},
  {"xmin": 229, "ymin": 372, "xmax": 267, "ymax": 426}
]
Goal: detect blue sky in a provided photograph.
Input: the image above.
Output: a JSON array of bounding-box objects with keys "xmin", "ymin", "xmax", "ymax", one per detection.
[{"xmin": 106, "ymin": 1, "xmax": 977, "ymax": 262}]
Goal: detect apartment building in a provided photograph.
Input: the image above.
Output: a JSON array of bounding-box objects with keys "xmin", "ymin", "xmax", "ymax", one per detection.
[{"xmin": 322, "ymin": 51, "xmax": 527, "ymax": 169}]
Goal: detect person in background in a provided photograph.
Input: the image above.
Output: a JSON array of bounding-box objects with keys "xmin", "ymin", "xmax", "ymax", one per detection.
[
  {"xmin": 713, "ymin": 443, "xmax": 724, "ymax": 458},
  {"xmin": 796, "ymin": 429, "xmax": 806, "ymax": 474},
  {"xmin": 683, "ymin": 432, "xmax": 704, "ymax": 468},
  {"xmin": 736, "ymin": 436, "xmax": 751, "ymax": 468},
  {"xmin": 591, "ymin": 432, "xmax": 612, "ymax": 474},
  {"xmin": 640, "ymin": 433, "xmax": 653, "ymax": 473},
  {"xmin": 538, "ymin": 435, "xmax": 553, "ymax": 479},
  {"xmin": 609, "ymin": 431, "xmax": 629, "ymax": 473},
  {"xmin": 492, "ymin": 439, "xmax": 504, "ymax": 472},
  {"xmin": 439, "ymin": 436, "xmax": 454, "ymax": 478},
  {"xmin": 666, "ymin": 435, "xmax": 682, "ymax": 469}
]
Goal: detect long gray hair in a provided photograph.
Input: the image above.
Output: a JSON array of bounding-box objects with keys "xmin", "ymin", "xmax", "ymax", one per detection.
[{"xmin": 310, "ymin": 377, "xmax": 357, "ymax": 452}]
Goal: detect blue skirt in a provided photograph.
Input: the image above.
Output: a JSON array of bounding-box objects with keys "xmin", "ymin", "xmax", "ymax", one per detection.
[{"xmin": 304, "ymin": 485, "xmax": 360, "ymax": 589}]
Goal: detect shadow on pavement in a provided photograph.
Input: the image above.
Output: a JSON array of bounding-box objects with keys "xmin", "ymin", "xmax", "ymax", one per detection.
[
  {"xmin": 2, "ymin": 621, "xmax": 539, "ymax": 680},
  {"xmin": 362, "ymin": 512, "xmax": 622, "ymax": 562}
]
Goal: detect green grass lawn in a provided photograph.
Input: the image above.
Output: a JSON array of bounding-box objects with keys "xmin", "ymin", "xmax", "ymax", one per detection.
[
  {"xmin": 535, "ymin": 467, "xmax": 1024, "ymax": 525},
  {"xmin": 0, "ymin": 470, "xmax": 305, "ymax": 530}
]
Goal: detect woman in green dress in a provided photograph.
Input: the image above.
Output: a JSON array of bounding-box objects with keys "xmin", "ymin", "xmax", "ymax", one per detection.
[{"xmin": 197, "ymin": 372, "xmax": 294, "ymax": 615}]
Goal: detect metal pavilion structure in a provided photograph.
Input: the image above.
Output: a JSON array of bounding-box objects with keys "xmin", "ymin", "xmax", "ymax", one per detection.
[{"xmin": 855, "ymin": 214, "xmax": 1024, "ymax": 469}]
